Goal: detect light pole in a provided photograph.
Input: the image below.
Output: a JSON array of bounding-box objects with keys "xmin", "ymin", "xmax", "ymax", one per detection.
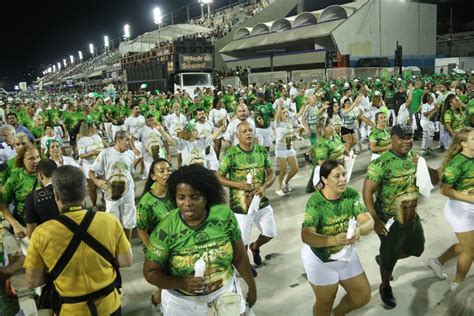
[
  {"xmin": 153, "ymin": 7, "xmax": 163, "ymax": 44},
  {"xmin": 78, "ymin": 51, "xmax": 83, "ymax": 63},
  {"xmin": 63, "ymin": 59, "xmax": 67, "ymax": 68},
  {"xmin": 123, "ymin": 24, "xmax": 130, "ymax": 41},
  {"xmin": 89, "ymin": 43, "xmax": 94, "ymax": 57},
  {"xmin": 104, "ymin": 35, "xmax": 109, "ymax": 53},
  {"xmin": 70, "ymin": 55, "xmax": 74, "ymax": 66},
  {"xmin": 57, "ymin": 62, "xmax": 61, "ymax": 71}
]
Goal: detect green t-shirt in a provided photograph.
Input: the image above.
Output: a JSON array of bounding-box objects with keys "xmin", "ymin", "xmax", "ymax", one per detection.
[
  {"xmin": 369, "ymin": 128, "xmax": 391, "ymax": 153},
  {"xmin": 466, "ymin": 100, "xmax": 474, "ymax": 127},
  {"xmin": 444, "ymin": 109, "xmax": 465, "ymax": 132},
  {"xmin": 218, "ymin": 144, "xmax": 272, "ymax": 215},
  {"xmin": 410, "ymin": 88, "xmax": 423, "ymax": 113},
  {"xmin": 145, "ymin": 205, "xmax": 241, "ymax": 295},
  {"xmin": 384, "ymin": 89, "xmax": 396, "ymax": 109},
  {"xmin": 442, "ymin": 153, "xmax": 474, "ymax": 194},
  {"xmin": 312, "ymin": 133, "xmax": 345, "ymax": 164},
  {"xmin": 302, "ymin": 187, "xmax": 366, "ymax": 262},
  {"xmin": 366, "ymin": 150, "xmax": 419, "ymax": 223},
  {"xmin": 0, "ymin": 168, "xmax": 40, "ymax": 225},
  {"xmin": 253, "ymin": 103, "xmax": 274, "ymax": 129},
  {"xmin": 137, "ymin": 192, "xmax": 175, "ymax": 234},
  {"xmin": 294, "ymin": 95, "xmax": 307, "ymax": 113}
]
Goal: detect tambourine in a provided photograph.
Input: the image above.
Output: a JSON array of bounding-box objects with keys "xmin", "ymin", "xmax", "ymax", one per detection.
[
  {"xmin": 147, "ymin": 140, "xmax": 161, "ymax": 161},
  {"xmin": 107, "ymin": 172, "xmax": 129, "ymax": 201}
]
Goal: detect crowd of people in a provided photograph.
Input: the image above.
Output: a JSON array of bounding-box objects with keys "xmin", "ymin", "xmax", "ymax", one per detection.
[{"xmin": 0, "ymin": 71, "xmax": 472, "ymax": 315}]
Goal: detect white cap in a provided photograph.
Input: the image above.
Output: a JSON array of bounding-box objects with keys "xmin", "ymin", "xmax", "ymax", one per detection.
[
  {"xmin": 367, "ymin": 77, "xmax": 372, "ymax": 80},
  {"xmin": 374, "ymin": 90, "xmax": 381, "ymax": 96},
  {"xmin": 354, "ymin": 79, "xmax": 359, "ymax": 82},
  {"xmin": 88, "ymin": 92, "xmax": 95, "ymax": 98},
  {"xmin": 104, "ymin": 97, "xmax": 111, "ymax": 102},
  {"xmin": 330, "ymin": 84, "xmax": 336, "ymax": 88},
  {"xmin": 288, "ymin": 82, "xmax": 293, "ymax": 86},
  {"xmin": 7, "ymin": 97, "xmax": 13, "ymax": 102},
  {"xmin": 344, "ymin": 82, "xmax": 350, "ymax": 89}
]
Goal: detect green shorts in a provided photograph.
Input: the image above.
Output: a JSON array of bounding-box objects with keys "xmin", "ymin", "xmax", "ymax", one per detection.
[
  {"xmin": 378, "ymin": 215, "xmax": 425, "ymax": 270},
  {"xmin": 309, "ymin": 132, "xmax": 317, "ymax": 145}
]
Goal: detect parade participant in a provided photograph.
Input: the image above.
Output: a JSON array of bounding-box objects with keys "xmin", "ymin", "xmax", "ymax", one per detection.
[
  {"xmin": 0, "ymin": 144, "xmax": 41, "ymax": 238},
  {"xmin": 137, "ymin": 158, "xmax": 174, "ymax": 311},
  {"xmin": 368, "ymin": 112, "xmax": 391, "ymax": 160},
  {"xmin": 302, "ymin": 95, "xmax": 328, "ymax": 161},
  {"xmin": 124, "ymin": 104, "xmax": 146, "ymax": 177},
  {"xmin": 46, "ymin": 139, "xmax": 80, "ymax": 168},
  {"xmin": 156, "ymin": 118, "xmax": 225, "ymax": 168},
  {"xmin": 429, "ymin": 128, "xmax": 474, "ymax": 291},
  {"xmin": 216, "ymin": 121, "xmax": 276, "ymax": 270},
  {"xmin": 62, "ymin": 102, "xmax": 85, "ymax": 157},
  {"xmin": 420, "ymin": 94, "xmax": 437, "ymax": 155},
  {"xmin": 90, "ymin": 130, "xmax": 139, "ymax": 241},
  {"xmin": 46, "ymin": 100, "xmax": 64, "ymax": 137},
  {"xmin": 2, "ymin": 133, "xmax": 31, "ymax": 183},
  {"xmin": 102, "ymin": 97, "xmax": 115, "ymax": 143},
  {"xmin": 165, "ymin": 102, "xmax": 187, "ymax": 168},
  {"xmin": 143, "ymin": 164, "xmax": 256, "ymax": 315},
  {"xmin": 195, "ymin": 108, "xmax": 219, "ymax": 171},
  {"xmin": 223, "ymin": 104, "xmax": 255, "ymax": 149},
  {"xmin": 307, "ymin": 118, "xmax": 346, "ymax": 193},
  {"xmin": 253, "ymin": 92, "xmax": 274, "ymax": 152},
  {"xmin": 24, "ymin": 159, "xmax": 59, "ymax": 238},
  {"xmin": 435, "ymin": 82, "xmax": 454, "ymax": 150},
  {"xmin": 0, "ymin": 125, "xmax": 16, "ymax": 166},
  {"xmin": 24, "ymin": 165, "xmax": 132, "ymax": 315},
  {"xmin": 363, "ymin": 124, "xmax": 426, "ymax": 309},
  {"xmin": 6, "ymin": 112, "xmax": 34, "ymax": 141},
  {"xmin": 77, "ymin": 120, "xmax": 107, "ymax": 211},
  {"xmin": 301, "ymin": 160, "xmax": 373, "ymax": 316},
  {"xmin": 274, "ymin": 106, "xmax": 299, "ymax": 196},
  {"xmin": 30, "ymin": 115, "xmax": 45, "ymax": 143},
  {"xmin": 208, "ymin": 99, "xmax": 228, "ymax": 159},
  {"xmin": 441, "ymin": 94, "xmax": 466, "ymax": 148},
  {"xmin": 340, "ymin": 95, "xmax": 362, "ymax": 154},
  {"xmin": 141, "ymin": 114, "xmax": 167, "ymax": 178},
  {"xmin": 40, "ymin": 123, "xmax": 63, "ymax": 156}
]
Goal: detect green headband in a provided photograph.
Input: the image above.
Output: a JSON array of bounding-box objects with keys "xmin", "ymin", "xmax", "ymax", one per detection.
[
  {"xmin": 185, "ymin": 119, "xmax": 196, "ymax": 131},
  {"xmin": 45, "ymin": 138, "xmax": 60, "ymax": 154}
]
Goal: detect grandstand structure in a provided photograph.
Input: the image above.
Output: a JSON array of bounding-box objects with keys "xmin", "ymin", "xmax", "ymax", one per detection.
[
  {"xmin": 220, "ymin": 0, "xmax": 437, "ymax": 79},
  {"xmin": 37, "ymin": 0, "xmax": 305, "ymax": 92}
]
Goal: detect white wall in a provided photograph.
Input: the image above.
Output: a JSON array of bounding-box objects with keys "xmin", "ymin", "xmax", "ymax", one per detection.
[{"xmin": 333, "ymin": 0, "xmax": 436, "ymax": 58}]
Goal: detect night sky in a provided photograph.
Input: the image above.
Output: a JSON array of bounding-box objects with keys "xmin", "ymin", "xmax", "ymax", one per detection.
[{"xmin": 0, "ymin": 0, "xmax": 472, "ymax": 90}]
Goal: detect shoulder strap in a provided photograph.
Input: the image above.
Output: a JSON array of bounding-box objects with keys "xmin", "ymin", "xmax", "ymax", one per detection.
[
  {"xmin": 50, "ymin": 210, "xmax": 96, "ymax": 280},
  {"xmin": 56, "ymin": 211, "xmax": 118, "ymax": 271}
]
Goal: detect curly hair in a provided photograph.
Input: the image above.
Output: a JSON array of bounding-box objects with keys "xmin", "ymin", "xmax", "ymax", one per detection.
[
  {"xmin": 167, "ymin": 164, "xmax": 225, "ymax": 211},
  {"xmin": 15, "ymin": 144, "xmax": 39, "ymax": 169}
]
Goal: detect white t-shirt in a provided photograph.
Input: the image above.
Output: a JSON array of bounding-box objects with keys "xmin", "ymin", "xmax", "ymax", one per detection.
[
  {"xmin": 177, "ymin": 138, "xmax": 212, "ymax": 166},
  {"xmin": 272, "ymin": 98, "xmax": 291, "ymax": 111},
  {"xmin": 209, "ymin": 108, "xmax": 228, "ymax": 127},
  {"xmin": 196, "ymin": 120, "xmax": 214, "ymax": 139},
  {"xmin": 274, "ymin": 121, "xmax": 294, "ymax": 151},
  {"xmin": 223, "ymin": 117, "xmax": 256, "ymax": 146},
  {"xmin": 53, "ymin": 156, "xmax": 80, "ymax": 168},
  {"xmin": 165, "ymin": 113, "xmax": 187, "ymax": 137},
  {"xmin": 421, "ymin": 103, "xmax": 435, "ymax": 122},
  {"xmin": 0, "ymin": 142, "xmax": 15, "ymax": 164},
  {"xmin": 77, "ymin": 134, "xmax": 104, "ymax": 165},
  {"xmin": 91, "ymin": 147, "xmax": 135, "ymax": 188},
  {"xmin": 124, "ymin": 115, "xmax": 146, "ymax": 139},
  {"xmin": 141, "ymin": 125, "xmax": 165, "ymax": 163}
]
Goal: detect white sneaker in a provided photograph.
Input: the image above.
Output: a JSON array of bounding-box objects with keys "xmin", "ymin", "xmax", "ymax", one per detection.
[
  {"xmin": 428, "ymin": 258, "xmax": 447, "ymax": 280},
  {"xmin": 285, "ymin": 183, "xmax": 293, "ymax": 192},
  {"xmin": 275, "ymin": 189, "xmax": 286, "ymax": 196},
  {"xmin": 450, "ymin": 282, "xmax": 459, "ymax": 291}
]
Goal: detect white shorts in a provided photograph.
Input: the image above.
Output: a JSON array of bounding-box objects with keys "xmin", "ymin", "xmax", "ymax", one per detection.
[
  {"xmin": 275, "ymin": 148, "xmax": 296, "ymax": 159},
  {"xmin": 301, "ymin": 244, "xmax": 364, "ymax": 286},
  {"xmin": 104, "ymin": 186, "xmax": 137, "ymax": 229},
  {"xmin": 444, "ymin": 199, "xmax": 474, "ymax": 233},
  {"xmin": 234, "ymin": 205, "xmax": 277, "ymax": 246},
  {"xmin": 256, "ymin": 127, "xmax": 273, "ymax": 147},
  {"xmin": 161, "ymin": 276, "xmax": 246, "ymax": 316},
  {"xmin": 206, "ymin": 147, "xmax": 219, "ymax": 171},
  {"xmin": 81, "ymin": 161, "xmax": 93, "ymax": 179}
]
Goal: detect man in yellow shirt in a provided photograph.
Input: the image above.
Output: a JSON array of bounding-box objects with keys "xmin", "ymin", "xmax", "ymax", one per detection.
[{"xmin": 24, "ymin": 165, "xmax": 132, "ymax": 315}]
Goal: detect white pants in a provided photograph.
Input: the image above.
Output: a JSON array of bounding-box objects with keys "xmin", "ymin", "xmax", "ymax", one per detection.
[
  {"xmin": 234, "ymin": 205, "xmax": 277, "ymax": 246},
  {"xmin": 104, "ymin": 122, "xmax": 113, "ymax": 142},
  {"xmin": 161, "ymin": 276, "xmax": 246, "ymax": 316},
  {"xmin": 301, "ymin": 245, "xmax": 364, "ymax": 286},
  {"xmin": 421, "ymin": 120, "xmax": 434, "ymax": 150},
  {"xmin": 104, "ymin": 186, "xmax": 136, "ymax": 229}
]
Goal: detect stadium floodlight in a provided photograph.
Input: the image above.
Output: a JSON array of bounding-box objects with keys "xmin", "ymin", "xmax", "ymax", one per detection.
[
  {"xmin": 63, "ymin": 59, "xmax": 67, "ymax": 67},
  {"xmin": 70, "ymin": 55, "xmax": 74, "ymax": 64},
  {"xmin": 58, "ymin": 62, "xmax": 61, "ymax": 70},
  {"xmin": 123, "ymin": 24, "xmax": 130, "ymax": 40},
  {"xmin": 53, "ymin": 65, "xmax": 56, "ymax": 72},
  {"xmin": 89, "ymin": 43, "xmax": 94, "ymax": 55},
  {"xmin": 104, "ymin": 35, "xmax": 109, "ymax": 48},
  {"xmin": 153, "ymin": 7, "xmax": 162, "ymax": 26},
  {"xmin": 78, "ymin": 50, "xmax": 83, "ymax": 61}
]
